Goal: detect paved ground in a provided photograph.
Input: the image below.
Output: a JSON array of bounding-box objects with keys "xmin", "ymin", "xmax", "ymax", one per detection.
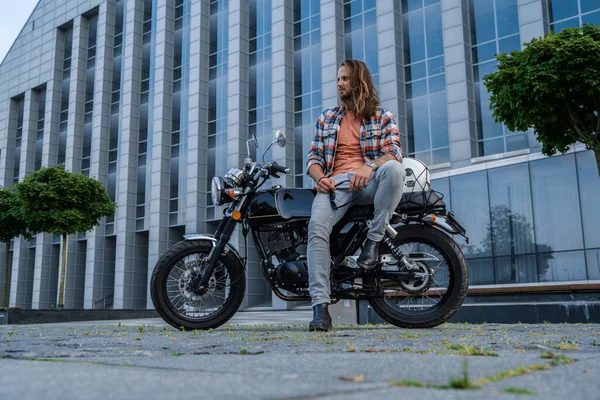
[{"xmin": 1, "ymin": 311, "xmax": 599, "ymax": 400}]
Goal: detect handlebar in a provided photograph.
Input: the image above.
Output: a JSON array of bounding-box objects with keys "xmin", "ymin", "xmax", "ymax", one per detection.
[{"xmin": 266, "ymin": 162, "xmax": 290, "ymax": 176}]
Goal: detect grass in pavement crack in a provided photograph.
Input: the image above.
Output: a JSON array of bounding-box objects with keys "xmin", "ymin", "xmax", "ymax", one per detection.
[
  {"xmin": 503, "ymin": 387, "xmax": 535, "ymax": 395},
  {"xmin": 392, "ymin": 354, "xmax": 574, "ymax": 392},
  {"xmin": 445, "ymin": 343, "xmax": 498, "ymax": 357},
  {"xmin": 472, "ymin": 364, "xmax": 551, "ymax": 386}
]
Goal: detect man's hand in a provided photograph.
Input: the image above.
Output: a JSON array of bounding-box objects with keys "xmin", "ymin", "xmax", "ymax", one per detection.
[
  {"xmin": 350, "ymin": 164, "xmax": 374, "ymax": 191},
  {"xmin": 316, "ymin": 177, "xmax": 336, "ymax": 194}
]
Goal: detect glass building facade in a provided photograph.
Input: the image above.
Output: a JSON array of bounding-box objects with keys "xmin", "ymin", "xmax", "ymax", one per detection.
[
  {"xmin": 0, "ymin": 0, "xmax": 598, "ymax": 310},
  {"xmin": 294, "ymin": 0, "xmax": 321, "ymax": 188},
  {"xmin": 404, "ymin": 0, "xmax": 448, "ymax": 165},
  {"xmin": 469, "ymin": 0, "xmax": 527, "ymax": 156}
]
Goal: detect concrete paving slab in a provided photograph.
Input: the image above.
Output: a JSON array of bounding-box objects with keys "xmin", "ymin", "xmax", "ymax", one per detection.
[
  {"xmin": 0, "ymin": 320, "xmax": 599, "ymax": 399},
  {"xmin": 41, "ymin": 309, "xmax": 313, "ymax": 327}
]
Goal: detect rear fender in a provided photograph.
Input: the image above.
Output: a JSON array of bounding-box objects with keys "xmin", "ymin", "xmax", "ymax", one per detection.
[{"xmin": 421, "ymin": 214, "xmax": 469, "ymax": 244}]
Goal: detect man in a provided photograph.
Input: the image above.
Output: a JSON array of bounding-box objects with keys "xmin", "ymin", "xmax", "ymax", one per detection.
[{"xmin": 306, "ymin": 59, "xmax": 405, "ymax": 332}]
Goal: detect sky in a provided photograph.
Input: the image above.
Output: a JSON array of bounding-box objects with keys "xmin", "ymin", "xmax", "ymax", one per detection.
[{"xmin": 0, "ymin": 0, "xmax": 40, "ymax": 64}]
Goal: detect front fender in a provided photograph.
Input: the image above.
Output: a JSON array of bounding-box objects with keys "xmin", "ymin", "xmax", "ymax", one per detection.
[{"xmin": 183, "ymin": 233, "xmax": 245, "ymax": 266}]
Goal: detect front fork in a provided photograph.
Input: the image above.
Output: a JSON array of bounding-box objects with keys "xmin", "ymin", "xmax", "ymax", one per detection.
[{"xmin": 193, "ymin": 216, "xmax": 238, "ymax": 295}]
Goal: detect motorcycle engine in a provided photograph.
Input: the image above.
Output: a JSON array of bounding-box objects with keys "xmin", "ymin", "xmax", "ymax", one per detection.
[
  {"xmin": 263, "ymin": 227, "xmax": 309, "ymax": 288},
  {"xmin": 276, "ymin": 258, "xmax": 309, "ymax": 287}
]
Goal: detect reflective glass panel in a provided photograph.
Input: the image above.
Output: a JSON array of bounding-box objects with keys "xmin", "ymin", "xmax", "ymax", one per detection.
[
  {"xmin": 495, "ymin": 255, "xmax": 537, "ymax": 283},
  {"xmin": 428, "ymin": 74, "xmax": 445, "ymax": 93},
  {"xmin": 498, "ymin": 34, "xmax": 521, "ymax": 55},
  {"xmin": 468, "ymin": 258, "xmax": 495, "ymax": 285},
  {"xmin": 488, "ymin": 163, "xmax": 535, "ymax": 256},
  {"xmin": 474, "ymin": 42, "xmax": 497, "ymax": 64},
  {"xmin": 538, "ymin": 250, "xmax": 587, "ymax": 282},
  {"xmin": 505, "ymin": 134, "xmax": 528, "ymax": 152},
  {"xmin": 552, "ymin": 17, "xmax": 579, "ymax": 33},
  {"xmin": 549, "ymin": 0, "xmax": 579, "ymax": 21},
  {"xmin": 582, "ymin": 10, "xmax": 600, "ymax": 25},
  {"xmin": 576, "ymin": 151, "xmax": 600, "ymax": 248},
  {"xmin": 410, "ymin": 97, "xmax": 430, "ymax": 151},
  {"xmin": 427, "ymin": 56, "xmax": 444, "ymax": 75},
  {"xmin": 530, "ymin": 155, "xmax": 584, "ymax": 252},
  {"xmin": 404, "ymin": 10, "xmax": 425, "ymax": 63},
  {"xmin": 450, "ymin": 171, "xmax": 492, "ymax": 258},
  {"xmin": 581, "ymin": 0, "xmax": 600, "ymax": 13},
  {"xmin": 586, "ymin": 249, "xmax": 600, "ymax": 280},
  {"xmin": 431, "ymin": 177, "xmax": 450, "ymax": 208},
  {"xmin": 495, "ymin": 0, "xmax": 519, "ymax": 37},
  {"xmin": 470, "ymin": 0, "xmax": 495, "ymax": 44},
  {"xmin": 429, "ymin": 91, "xmax": 448, "ymax": 148},
  {"xmin": 403, "ymin": 0, "xmax": 423, "ymax": 13},
  {"xmin": 425, "ymin": 3, "xmax": 443, "ymax": 57}
]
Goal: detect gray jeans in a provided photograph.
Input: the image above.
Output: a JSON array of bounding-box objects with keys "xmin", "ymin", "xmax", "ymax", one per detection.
[{"xmin": 307, "ymin": 160, "xmax": 405, "ymax": 307}]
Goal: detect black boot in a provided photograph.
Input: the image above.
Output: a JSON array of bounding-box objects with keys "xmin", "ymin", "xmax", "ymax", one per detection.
[
  {"xmin": 309, "ymin": 303, "xmax": 332, "ymax": 332},
  {"xmin": 357, "ymin": 238, "xmax": 380, "ymax": 270}
]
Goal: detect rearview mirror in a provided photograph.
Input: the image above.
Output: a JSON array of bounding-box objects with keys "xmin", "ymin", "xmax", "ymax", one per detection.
[{"xmin": 275, "ymin": 130, "xmax": 286, "ymax": 148}]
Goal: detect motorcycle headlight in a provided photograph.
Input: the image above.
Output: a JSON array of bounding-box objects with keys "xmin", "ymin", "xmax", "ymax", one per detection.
[{"xmin": 211, "ymin": 176, "xmax": 233, "ymax": 206}]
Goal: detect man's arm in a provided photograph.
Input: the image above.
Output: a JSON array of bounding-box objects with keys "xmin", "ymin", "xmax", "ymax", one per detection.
[
  {"xmin": 306, "ymin": 113, "xmax": 326, "ymax": 176},
  {"xmin": 378, "ymin": 109, "xmax": 403, "ymax": 163},
  {"xmin": 372, "ymin": 153, "xmax": 397, "ymax": 169},
  {"xmin": 308, "ymin": 149, "xmax": 336, "ymax": 193},
  {"xmin": 308, "ymin": 164, "xmax": 325, "ymax": 183}
]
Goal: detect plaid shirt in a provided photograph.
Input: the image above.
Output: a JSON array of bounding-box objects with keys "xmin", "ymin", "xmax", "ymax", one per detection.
[{"xmin": 306, "ymin": 106, "xmax": 403, "ymax": 177}]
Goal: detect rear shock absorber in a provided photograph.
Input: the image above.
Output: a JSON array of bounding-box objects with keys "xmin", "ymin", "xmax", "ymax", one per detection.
[{"xmin": 380, "ymin": 224, "xmax": 419, "ymax": 271}]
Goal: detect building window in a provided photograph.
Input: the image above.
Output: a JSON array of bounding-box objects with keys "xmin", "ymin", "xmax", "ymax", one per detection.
[
  {"xmin": 469, "ymin": 0, "xmax": 527, "ymax": 156},
  {"xmin": 403, "ymin": 0, "xmax": 448, "ymax": 166},
  {"xmin": 549, "ymin": 0, "xmax": 600, "ymax": 32},
  {"xmin": 136, "ymin": 0, "xmax": 155, "ymax": 231},
  {"xmin": 293, "ymin": 0, "xmax": 321, "ymax": 188},
  {"xmin": 34, "ymin": 87, "xmax": 46, "ymax": 171},
  {"xmin": 249, "ymin": 0, "xmax": 272, "ymax": 154},
  {"xmin": 81, "ymin": 15, "xmax": 98, "ymax": 177},
  {"xmin": 343, "ymin": 0, "xmax": 378, "ymax": 86},
  {"xmin": 169, "ymin": 0, "xmax": 188, "ymax": 226},
  {"xmin": 106, "ymin": 0, "xmax": 126, "ymax": 236},
  {"xmin": 207, "ymin": 0, "xmax": 229, "ymax": 220},
  {"xmin": 57, "ymin": 27, "xmax": 73, "ymax": 166},
  {"xmin": 11, "ymin": 96, "xmax": 24, "ymax": 184}
]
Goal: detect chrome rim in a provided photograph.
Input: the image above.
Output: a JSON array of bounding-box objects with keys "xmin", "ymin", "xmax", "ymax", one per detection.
[{"xmin": 165, "ymin": 252, "xmax": 232, "ymax": 319}]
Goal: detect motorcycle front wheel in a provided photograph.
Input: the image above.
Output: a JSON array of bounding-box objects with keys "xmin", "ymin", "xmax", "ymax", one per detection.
[
  {"xmin": 365, "ymin": 224, "xmax": 468, "ymax": 329},
  {"xmin": 150, "ymin": 240, "xmax": 246, "ymax": 330}
]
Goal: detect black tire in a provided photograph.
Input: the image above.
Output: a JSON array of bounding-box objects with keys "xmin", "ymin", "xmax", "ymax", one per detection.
[
  {"xmin": 366, "ymin": 224, "xmax": 468, "ymax": 329},
  {"xmin": 150, "ymin": 240, "xmax": 246, "ymax": 330}
]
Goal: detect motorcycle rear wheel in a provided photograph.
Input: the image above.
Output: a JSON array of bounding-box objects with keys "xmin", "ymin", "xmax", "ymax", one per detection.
[
  {"xmin": 150, "ymin": 240, "xmax": 246, "ymax": 330},
  {"xmin": 365, "ymin": 224, "xmax": 468, "ymax": 329}
]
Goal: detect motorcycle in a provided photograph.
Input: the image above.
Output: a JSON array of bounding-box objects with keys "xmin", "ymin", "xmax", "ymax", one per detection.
[{"xmin": 150, "ymin": 131, "xmax": 470, "ymax": 330}]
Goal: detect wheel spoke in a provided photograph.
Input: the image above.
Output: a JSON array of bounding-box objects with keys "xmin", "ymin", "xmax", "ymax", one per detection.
[{"xmin": 164, "ymin": 250, "xmax": 234, "ymax": 320}]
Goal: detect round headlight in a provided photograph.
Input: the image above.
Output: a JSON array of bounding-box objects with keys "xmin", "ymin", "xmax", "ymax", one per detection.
[{"xmin": 211, "ymin": 176, "xmax": 225, "ymax": 206}]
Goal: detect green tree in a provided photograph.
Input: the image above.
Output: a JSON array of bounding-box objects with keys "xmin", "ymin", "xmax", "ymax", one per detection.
[
  {"xmin": 14, "ymin": 165, "xmax": 116, "ymax": 309},
  {"xmin": 0, "ymin": 187, "xmax": 31, "ymax": 308},
  {"xmin": 484, "ymin": 24, "xmax": 600, "ymax": 174}
]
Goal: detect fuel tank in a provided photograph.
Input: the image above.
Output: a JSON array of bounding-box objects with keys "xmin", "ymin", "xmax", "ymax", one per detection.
[{"xmin": 247, "ymin": 188, "xmax": 315, "ymax": 225}]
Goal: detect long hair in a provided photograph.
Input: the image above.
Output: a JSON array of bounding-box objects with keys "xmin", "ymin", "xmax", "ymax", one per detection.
[{"xmin": 339, "ymin": 59, "xmax": 380, "ymax": 120}]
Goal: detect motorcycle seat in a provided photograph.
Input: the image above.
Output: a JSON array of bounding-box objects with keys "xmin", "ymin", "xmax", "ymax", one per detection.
[{"xmin": 344, "ymin": 190, "xmax": 446, "ymax": 220}]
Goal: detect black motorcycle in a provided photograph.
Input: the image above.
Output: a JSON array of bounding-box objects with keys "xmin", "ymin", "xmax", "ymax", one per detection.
[{"xmin": 150, "ymin": 131, "xmax": 470, "ymax": 330}]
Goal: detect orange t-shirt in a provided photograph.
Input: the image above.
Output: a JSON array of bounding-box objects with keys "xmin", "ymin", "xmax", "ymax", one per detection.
[{"xmin": 332, "ymin": 112, "xmax": 365, "ymax": 177}]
